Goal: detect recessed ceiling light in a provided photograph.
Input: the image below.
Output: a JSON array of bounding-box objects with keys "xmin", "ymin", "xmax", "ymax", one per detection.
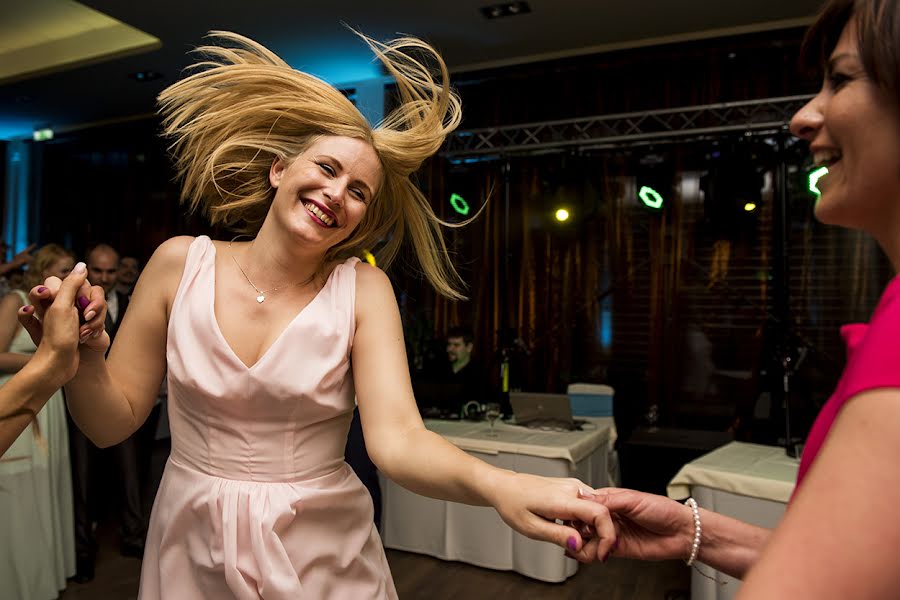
[
  {"xmin": 481, "ymin": 1, "xmax": 532, "ymax": 20},
  {"xmin": 129, "ymin": 70, "xmax": 162, "ymax": 82}
]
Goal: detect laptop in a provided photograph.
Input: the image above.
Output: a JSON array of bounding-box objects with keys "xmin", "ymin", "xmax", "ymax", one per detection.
[
  {"xmin": 413, "ymin": 380, "xmax": 465, "ymax": 420},
  {"xmin": 509, "ymin": 392, "xmax": 586, "ymax": 431}
]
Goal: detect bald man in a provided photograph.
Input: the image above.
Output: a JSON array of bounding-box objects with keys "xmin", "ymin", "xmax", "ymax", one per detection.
[{"xmin": 69, "ymin": 244, "xmax": 157, "ymax": 582}]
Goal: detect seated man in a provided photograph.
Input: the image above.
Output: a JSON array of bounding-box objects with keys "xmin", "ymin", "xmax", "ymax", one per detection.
[{"xmin": 443, "ymin": 326, "xmax": 493, "ymax": 415}]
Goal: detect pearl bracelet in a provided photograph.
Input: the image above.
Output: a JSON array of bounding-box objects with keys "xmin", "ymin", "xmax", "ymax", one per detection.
[{"xmin": 684, "ymin": 497, "xmax": 701, "ymax": 566}]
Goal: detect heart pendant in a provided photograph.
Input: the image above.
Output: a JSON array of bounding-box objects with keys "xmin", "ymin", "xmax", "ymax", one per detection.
[{"xmin": 256, "ymin": 294, "xmax": 265, "ymax": 303}]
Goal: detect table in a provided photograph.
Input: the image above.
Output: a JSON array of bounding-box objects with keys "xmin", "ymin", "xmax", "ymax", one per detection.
[
  {"xmin": 667, "ymin": 441, "xmax": 800, "ymax": 600},
  {"xmin": 380, "ymin": 417, "xmax": 618, "ymax": 582}
]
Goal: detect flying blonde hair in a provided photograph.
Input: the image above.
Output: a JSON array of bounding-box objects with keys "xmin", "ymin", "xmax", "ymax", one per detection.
[{"xmin": 158, "ymin": 31, "xmax": 467, "ymax": 299}]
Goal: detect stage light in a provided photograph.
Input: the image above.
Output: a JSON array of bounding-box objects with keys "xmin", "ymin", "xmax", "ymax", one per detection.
[
  {"xmin": 32, "ymin": 128, "xmax": 53, "ymax": 142},
  {"xmin": 555, "ymin": 208, "xmax": 570, "ymax": 222},
  {"xmin": 635, "ymin": 152, "xmax": 672, "ymax": 212},
  {"xmin": 743, "ymin": 202, "xmax": 757, "ymax": 212},
  {"xmin": 808, "ymin": 166, "xmax": 828, "ymax": 199},
  {"xmin": 638, "ymin": 186, "xmax": 664, "ymax": 210},
  {"xmin": 362, "ymin": 249, "xmax": 377, "ymax": 267},
  {"xmin": 449, "ymin": 193, "xmax": 470, "ymax": 216}
]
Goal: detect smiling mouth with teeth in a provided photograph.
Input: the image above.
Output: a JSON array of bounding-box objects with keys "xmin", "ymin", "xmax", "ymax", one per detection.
[
  {"xmin": 303, "ymin": 201, "xmax": 336, "ymax": 227},
  {"xmin": 813, "ymin": 150, "xmax": 842, "ymax": 168}
]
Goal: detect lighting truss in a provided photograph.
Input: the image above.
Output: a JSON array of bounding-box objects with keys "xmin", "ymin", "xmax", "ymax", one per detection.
[{"xmin": 444, "ymin": 95, "xmax": 813, "ymax": 159}]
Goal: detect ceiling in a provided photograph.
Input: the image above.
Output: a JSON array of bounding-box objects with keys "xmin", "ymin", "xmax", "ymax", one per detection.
[{"xmin": 0, "ymin": 0, "xmax": 824, "ymax": 141}]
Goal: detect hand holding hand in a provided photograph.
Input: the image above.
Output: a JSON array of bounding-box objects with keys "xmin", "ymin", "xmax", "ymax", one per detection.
[
  {"xmin": 18, "ymin": 263, "xmax": 90, "ymax": 385},
  {"xmin": 490, "ymin": 473, "xmax": 617, "ymax": 563},
  {"xmin": 25, "ymin": 268, "xmax": 109, "ymax": 354},
  {"xmin": 590, "ymin": 487, "xmax": 694, "ymax": 562}
]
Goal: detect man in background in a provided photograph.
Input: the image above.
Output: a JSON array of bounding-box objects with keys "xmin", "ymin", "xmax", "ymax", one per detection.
[
  {"xmin": 70, "ymin": 244, "xmax": 158, "ymax": 581},
  {"xmin": 116, "ymin": 256, "xmax": 140, "ymax": 296},
  {"xmin": 444, "ymin": 326, "xmax": 494, "ymax": 413}
]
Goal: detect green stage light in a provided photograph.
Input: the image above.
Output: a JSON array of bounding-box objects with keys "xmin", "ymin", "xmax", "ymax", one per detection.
[
  {"xmin": 638, "ymin": 185, "xmax": 664, "ymax": 209},
  {"xmin": 743, "ymin": 202, "xmax": 757, "ymax": 212},
  {"xmin": 808, "ymin": 166, "xmax": 828, "ymax": 199},
  {"xmin": 32, "ymin": 128, "xmax": 53, "ymax": 142},
  {"xmin": 449, "ymin": 193, "xmax": 470, "ymax": 216},
  {"xmin": 555, "ymin": 208, "xmax": 570, "ymax": 222}
]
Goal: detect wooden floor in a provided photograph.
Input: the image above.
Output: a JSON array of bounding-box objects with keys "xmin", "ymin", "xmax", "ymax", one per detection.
[{"xmin": 60, "ymin": 524, "xmax": 689, "ymax": 599}]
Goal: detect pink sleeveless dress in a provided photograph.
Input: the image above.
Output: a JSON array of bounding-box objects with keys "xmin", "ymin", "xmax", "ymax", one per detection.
[{"xmin": 139, "ymin": 236, "xmax": 397, "ymax": 599}]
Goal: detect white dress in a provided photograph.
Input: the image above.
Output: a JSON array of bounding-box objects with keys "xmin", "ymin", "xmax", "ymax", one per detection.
[{"xmin": 0, "ymin": 290, "xmax": 75, "ymax": 599}]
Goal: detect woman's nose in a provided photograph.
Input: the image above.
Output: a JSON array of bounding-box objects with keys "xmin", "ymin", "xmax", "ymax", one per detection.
[{"xmin": 789, "ymin": 93, "xmax": 825, "ymax": 141}]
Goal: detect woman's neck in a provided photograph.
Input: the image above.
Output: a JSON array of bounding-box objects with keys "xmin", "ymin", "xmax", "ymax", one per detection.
[
  {"xmin": 871, "ymin": 212, "xmax": 900, "ymax": 275},
  {"xmin": 234, "ymin": 223, "xmax": 326, "ymax": 289}
]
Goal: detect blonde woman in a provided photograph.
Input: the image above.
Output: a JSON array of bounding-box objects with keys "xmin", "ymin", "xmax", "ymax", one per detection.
[
  {"xmin": 30, "ymin": 33, "xmax": 616, "ymax": 598},
  {"xmin": 0, "ymin": 244, "xmax": 76, "ymax": 599}
]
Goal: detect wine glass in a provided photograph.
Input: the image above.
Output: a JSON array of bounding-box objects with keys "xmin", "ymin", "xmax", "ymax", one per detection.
[{"xmin": 485, "ymin": 402, "xmax": 502, "ymax": 437}]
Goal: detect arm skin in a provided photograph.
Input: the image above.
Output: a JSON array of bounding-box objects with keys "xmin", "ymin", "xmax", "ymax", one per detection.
[
  {"xmin": 592, "ymin": 486, "xmax": 771, "ymax": 579},
  {"xmin": 0, "ymin": 244, "xmax": 36, "ymax": 277},
  {"xmin": 738, "ymin": 389, "xmax": 900, "ymax": 599},
  {"xmin": 0, "ymin": 293, "xmax": 31, "ymax": 374},
  {"xmin": 351, "ymin": 263, "xmax": 617, "ymax": 560},
  {"xmin": 0, "ymin": 267, "xmax": 88, "ymax": 455},
  {"xmin": 60, "ymin": 237, "xmax": 191, "ymax": 447}
]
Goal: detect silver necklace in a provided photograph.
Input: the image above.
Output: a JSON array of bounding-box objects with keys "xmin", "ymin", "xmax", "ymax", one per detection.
[{"xmin": 229, "ymin": 239, "xmax": 307, "ymax": 303}]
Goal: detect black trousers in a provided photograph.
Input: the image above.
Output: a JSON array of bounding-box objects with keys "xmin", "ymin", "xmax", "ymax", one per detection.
[
  {"xmin": 68, "ymin": 404, "xmax": 162, "ymax": 556},
  {"xmin": 344, "ymin": 408, "xmax": 382, "ymax": 530}
]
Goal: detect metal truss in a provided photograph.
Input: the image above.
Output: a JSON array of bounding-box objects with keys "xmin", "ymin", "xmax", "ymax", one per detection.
[{"xmin": 444, "ymin": 95, "xmax": 813, "ymax": 159}]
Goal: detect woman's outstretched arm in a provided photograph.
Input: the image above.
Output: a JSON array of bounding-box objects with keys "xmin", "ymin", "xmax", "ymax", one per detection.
[
  {"xmin": 0, "ymin": 265, "xmax": 87, "ymax": 455},
  {"xmin": 351, "ymin": 263, "xmax": 617, "ymax": 562}
]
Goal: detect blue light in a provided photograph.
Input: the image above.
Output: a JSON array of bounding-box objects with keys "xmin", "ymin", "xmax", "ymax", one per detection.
[
  {"xmin": 0, "ymin": 117, "xmax": 38, "ymax": 141},
  {"xmin": 600, "ymin": 303, "xmax": 612, "ymax": 350},
  {"xmin": 283, "ymin": 45, "xmax": 383, "ymax": 88}
]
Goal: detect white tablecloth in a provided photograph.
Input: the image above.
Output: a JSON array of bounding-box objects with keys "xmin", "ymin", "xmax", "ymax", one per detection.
[
  {"xmin": 380, "ymin": 417, "xmax": 618, "ymax": 582},
  {"xmin": 666, "ymin": 442, "xmax": 800, "ymax": 600}
]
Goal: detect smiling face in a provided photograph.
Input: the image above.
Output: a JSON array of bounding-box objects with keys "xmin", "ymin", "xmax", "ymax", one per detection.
[
  {"xmin": 790, "ymin": 17, "xmax": 900, "ymax": 234},
  {"xmin": 268, "ymin": 136, "xmax": 382, "ymax": 252}
]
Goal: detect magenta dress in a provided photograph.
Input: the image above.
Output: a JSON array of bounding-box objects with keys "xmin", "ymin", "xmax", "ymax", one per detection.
[
  {"xmin": 139, "ymin": 236, "xmax": 397, "ymax": 599},
  {"xmin": 794, "ymin": 274, "xmax": 900, "ymax": 492}
]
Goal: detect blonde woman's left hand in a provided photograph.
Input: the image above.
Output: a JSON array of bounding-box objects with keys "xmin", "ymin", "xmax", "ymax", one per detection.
[{"xmin": 490, "ymin": 473, "xmax": 617, "ymax": 563}]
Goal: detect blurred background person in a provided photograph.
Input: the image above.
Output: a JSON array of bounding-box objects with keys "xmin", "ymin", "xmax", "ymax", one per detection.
[
  {"xmin": 116, "ymin": 256, "xmax": 140, "ymax": 297},
  {"xmin": 0, "ymin": 241, "xmax": 36, "ymax": 297},
  {"xmin": 69, "ymin": 243, "xmax": 159, "ymax": 583},
  {"xmin": 0, "ymin": 243, "xmax": 76, "ymax": 599}
]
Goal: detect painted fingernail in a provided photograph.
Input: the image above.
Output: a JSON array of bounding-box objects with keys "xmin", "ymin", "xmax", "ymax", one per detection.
[
  {"xmin": 84, "ymin": 310, "xmax": 96, "ymax": 321},
  {"xmin": 77, "ymin": 296, "xmax": 90, "ymax": 310},
  {"xmin": 567, "ymin": 536, "xmax": 578, "ymax": 552},
  {"xmin": 37, "ymin": 286, "xmax": 47, "ymax": 294},
  {"xmin": 73, "ymin": 262, "xmax": 86, "ymax": 274},
  {"xmin": 21, "ymin": 305, "xmax": 33, "ymax": 314}
]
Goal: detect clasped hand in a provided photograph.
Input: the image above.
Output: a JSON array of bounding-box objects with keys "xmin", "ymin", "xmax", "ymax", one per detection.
[
  {"xmin": 490, "ymin": 472, "xmax": 618, "ymax": 563},
  {"xmin": 19, "ymin": 264, "xmax": 109, "ymax": 383}
]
